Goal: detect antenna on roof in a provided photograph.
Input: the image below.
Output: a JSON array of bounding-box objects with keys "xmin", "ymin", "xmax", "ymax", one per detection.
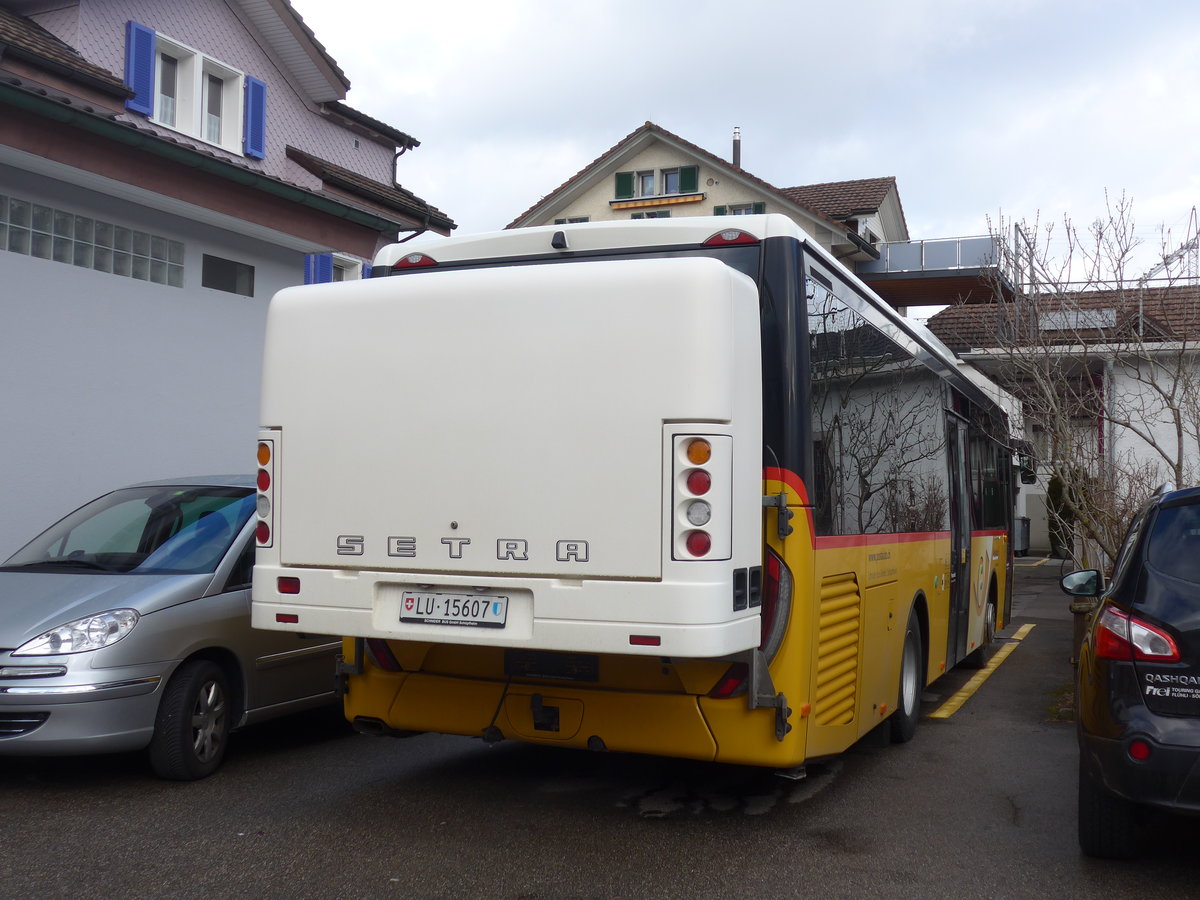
[{"xmin": 732, "ymin": 126, "xmax": 741, "ymax": 168}]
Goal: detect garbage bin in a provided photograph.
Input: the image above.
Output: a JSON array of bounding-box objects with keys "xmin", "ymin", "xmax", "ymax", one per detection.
[{"xmin": 1013, "ymin": 516, "xmax": 1030, "ymax": 557}]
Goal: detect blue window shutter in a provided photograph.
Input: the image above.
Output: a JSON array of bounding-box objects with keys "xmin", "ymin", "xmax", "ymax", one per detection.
[
  {"xmin": 243, "ymin": 77, "xmax": 267, "ymax": 159},
  {"xmin": 124, "ymin": 21, "xmax": 156, "ymax": 116},
  {"xmin": 305, "ymin": 253, "xmax": 333, "ymax": 284},
  {"xmin": 361, "ymin": 263, "xmax": 373, "ymax": 280}
]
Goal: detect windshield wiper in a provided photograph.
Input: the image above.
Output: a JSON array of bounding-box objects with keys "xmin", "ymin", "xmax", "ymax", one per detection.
[{"xmin": 0, "ymin": 558, "xmax": 113, "ymax": 572}]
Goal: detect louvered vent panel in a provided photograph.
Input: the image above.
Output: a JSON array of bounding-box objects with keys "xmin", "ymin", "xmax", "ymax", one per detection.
[{"xmin": 814, "ymin": 574, "xmax": 862, "ymax": 726}]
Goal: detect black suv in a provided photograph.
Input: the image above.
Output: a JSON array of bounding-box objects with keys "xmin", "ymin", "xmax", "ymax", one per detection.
[{"xmin": 1063, "ymin": 485, "xmax": 1200, "ymax": 859}]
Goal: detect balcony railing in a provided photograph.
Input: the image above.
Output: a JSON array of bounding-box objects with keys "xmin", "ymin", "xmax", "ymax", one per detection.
[{"xmin": 857, "ymin": 235, "xmax": 1003, "ymax": 275}]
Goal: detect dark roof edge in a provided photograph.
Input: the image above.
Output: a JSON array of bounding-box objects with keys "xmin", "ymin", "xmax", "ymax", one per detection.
[
  {"xmin": 0, "ymin": 39, "xmax": 130, "ymax": 99},
  {"xmin": 324, "ymin": 101, "xmax": 419, "ymax": 150}
]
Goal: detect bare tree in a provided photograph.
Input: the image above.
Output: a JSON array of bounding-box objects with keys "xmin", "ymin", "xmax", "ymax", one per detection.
[{"xmin": 937, "ymin": 196, "xmax": 1200, "ymax": 569}]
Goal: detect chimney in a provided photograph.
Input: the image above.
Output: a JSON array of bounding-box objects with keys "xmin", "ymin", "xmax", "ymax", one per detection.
[{"xmin": 732, "ymin": 126, "xmax": 741, "ymax": 168}]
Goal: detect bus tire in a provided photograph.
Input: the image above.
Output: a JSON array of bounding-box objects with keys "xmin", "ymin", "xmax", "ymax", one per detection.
[
  {"xmin": 962, "ymin": 590, "xmax": 997, "ymax": 669},
  {"xmin": 890, "ymin": 608, "xmax": 923, "ymax": 743}
]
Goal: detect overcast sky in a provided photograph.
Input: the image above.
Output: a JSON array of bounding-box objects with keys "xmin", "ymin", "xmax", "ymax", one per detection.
[{"xmin": 293, "ymin": 0, "xmax": 1200, "ymax": 275}]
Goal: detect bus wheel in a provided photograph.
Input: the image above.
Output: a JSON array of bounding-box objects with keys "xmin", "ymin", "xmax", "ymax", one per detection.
[
  {"xmin": 890, "ymin": 608, "xmax": 923, "ymax": 743},
  {"xmin": 962, "ymin": 593, "xmax": 997, "ymax": 669}
]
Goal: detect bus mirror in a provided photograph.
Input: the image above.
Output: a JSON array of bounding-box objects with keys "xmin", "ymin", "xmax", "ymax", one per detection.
[
  {"xmin": 1014, "ymin": 442, "xmax": 1037, "ymax": 485},
  {"xmin": 1019, "ymin": 452, "xmax": 1037, "ymax": 484}
]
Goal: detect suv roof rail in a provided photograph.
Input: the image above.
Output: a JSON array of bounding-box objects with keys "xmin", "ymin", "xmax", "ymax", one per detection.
[{"xmin": 1154, "ymin": 482, "xmax": 1176, "ymax": 496}]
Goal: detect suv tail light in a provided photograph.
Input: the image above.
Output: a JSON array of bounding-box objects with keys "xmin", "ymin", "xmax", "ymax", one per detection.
[{"xmin": 1094, "ymin": 605, "xmax": 1180, "ymax": 662}]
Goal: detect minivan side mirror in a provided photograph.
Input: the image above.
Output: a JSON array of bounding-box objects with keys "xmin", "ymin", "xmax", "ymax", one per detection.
[{"xmin": 1060, "ymin": 569, "xmax": 1102, "ymax": 598}]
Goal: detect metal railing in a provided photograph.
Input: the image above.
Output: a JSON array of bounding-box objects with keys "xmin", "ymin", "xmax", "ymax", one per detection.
[{"xmin": 857, "ymin": 235, "xmax": 1003, "ymax": 275}]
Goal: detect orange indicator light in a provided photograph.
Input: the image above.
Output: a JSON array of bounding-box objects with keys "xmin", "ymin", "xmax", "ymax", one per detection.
[
  {"xmin": 686, "ymin": 438, "xmax": 712, "ymax": 465},
  {"xmin": 257, "ymin": 442, "xmax": 271, "ymax": 466}
]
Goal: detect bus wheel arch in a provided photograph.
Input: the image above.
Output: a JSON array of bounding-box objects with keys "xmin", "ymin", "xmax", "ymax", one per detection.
[
  {"xmin": 962, "ymin": 576, "xmax": 998, "ymax": 669},
  {"xmin": 890, "ymin": 594, "xmax": 927, "ymax": 744}
]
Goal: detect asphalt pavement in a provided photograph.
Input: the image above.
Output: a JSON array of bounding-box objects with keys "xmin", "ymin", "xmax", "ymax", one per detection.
[{"xmin": 6, "ymin": 555, "xmax": 1200, "ymax": 898}]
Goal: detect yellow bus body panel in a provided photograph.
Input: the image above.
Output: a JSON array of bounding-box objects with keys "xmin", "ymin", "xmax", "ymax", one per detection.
[{"xmin": 341, "ymin": 479, "xmax": 1009, "ymax": 769}]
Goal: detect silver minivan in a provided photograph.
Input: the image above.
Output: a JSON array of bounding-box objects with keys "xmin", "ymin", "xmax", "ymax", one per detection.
[{"xmin": 0, "ymin": 476, "xmax": 338, "ymax": 779}]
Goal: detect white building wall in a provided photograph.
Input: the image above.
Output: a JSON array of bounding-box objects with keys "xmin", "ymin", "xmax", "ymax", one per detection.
[
  {"xmin": 0, "ymin": 163, "xmax": 297, "ymax": 556},
  {"xmin": 544, "ymin": 146, "xmax": 836, "ymax": 249}
]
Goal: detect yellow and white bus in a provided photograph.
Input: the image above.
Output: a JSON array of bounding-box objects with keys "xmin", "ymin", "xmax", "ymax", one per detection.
[{"xmin": 252, "ymin": 215, "xmax": 1014, "ymax": 770}]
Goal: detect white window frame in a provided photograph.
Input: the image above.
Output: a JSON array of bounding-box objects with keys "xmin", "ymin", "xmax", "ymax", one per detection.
[
  {"xmin": 332, "ymin": 253, "xmax": 371, "ymax": 281},
  {"xmin": 153, "ymin": 34, "xmax": 244, "ymax": 155}
]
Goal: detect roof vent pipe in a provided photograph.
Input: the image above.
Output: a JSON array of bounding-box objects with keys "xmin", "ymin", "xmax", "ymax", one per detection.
[{"xmin": 732, "ymin": 126, "xmax": 741, "ymax": 168}]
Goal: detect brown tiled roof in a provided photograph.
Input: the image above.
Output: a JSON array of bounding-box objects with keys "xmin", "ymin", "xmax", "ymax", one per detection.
[
  {"xmin": 506, "ymin": 121, "xmax": 849, "ymax": 234},
  {"xmin": 781, "ymin": 177, "xmax": 899, "ymax": 223},
  {"xmin": 926, "ymin": 284, "xmax": 1200, "ymax": 353},
  {"xmin": 325, "ymin": 101, "xmax": 419, "ymax": 151},
  {"xmin": 0, "ymin": 5, "xmax": 128, "ymax": 97},
  {"xmin": 286, "ymin": 146, "xmax": 453, "ymax": 231}
]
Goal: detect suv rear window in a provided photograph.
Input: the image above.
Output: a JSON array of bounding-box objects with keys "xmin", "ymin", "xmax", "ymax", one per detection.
[{"xmin": 1146, "ymin": 502, "xmax": 1200, "ymax": 584}]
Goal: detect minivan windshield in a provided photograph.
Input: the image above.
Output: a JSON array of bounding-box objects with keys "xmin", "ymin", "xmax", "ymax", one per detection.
[
  {"xmin": 1146, "ymin": 501, "xmax": 1200, "ymax": 585},
  {"xmin": 2, "ymin": 486, "xmax": 255, "ymax": 574}
]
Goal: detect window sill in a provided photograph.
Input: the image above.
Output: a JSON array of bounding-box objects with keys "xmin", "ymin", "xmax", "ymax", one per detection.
[{"xmin": 149, "ymin": 118, "xmax": 243, "ymax": 157}]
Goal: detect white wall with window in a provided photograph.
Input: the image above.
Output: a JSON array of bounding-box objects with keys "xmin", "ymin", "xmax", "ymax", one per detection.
[
  {"xmin": 0, "ymin": 165, "xmax": 302, "ymax": 557},
  {"xmin": 531, "ymin": 143, "xmax": 803, "ymax": 234}
]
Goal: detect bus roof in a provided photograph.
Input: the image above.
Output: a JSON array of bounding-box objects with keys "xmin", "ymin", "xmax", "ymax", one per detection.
[{"xmin": 374, "ymin": 214, "xmax": 1012, "ymax": 440}]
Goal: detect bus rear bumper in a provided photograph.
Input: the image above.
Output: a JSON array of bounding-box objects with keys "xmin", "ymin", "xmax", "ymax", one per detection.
[{"xmin": 344, "ymin": 668, "xmax": 805, "ymax": 767}]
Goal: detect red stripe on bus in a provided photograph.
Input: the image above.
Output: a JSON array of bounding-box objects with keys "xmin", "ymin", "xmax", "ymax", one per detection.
[
  {"xmin": 815, "ymin": 531, "xmax": 950, "ymax": 550},
  {"xmin": 762, "ymin": 467, "xmax": 809, "ymax": 505}
]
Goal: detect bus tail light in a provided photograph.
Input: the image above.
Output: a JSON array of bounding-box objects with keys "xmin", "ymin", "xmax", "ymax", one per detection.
[
  {"xmin": 708, "ymin": 548, "xmax": 793, "ymax": 698},
  {"xmin": 391, "ymin": 252, "xmax": 438, "ymax": 272},
  {"xmin": 671, "ymin": 433, "xmax": 731, "ymax": 560},
  {"xmin": 365, "ymin": 639, "xmax": 403, "ymax": 672},
  {"xmin": 256, "ymin": 434, "xmax": 276, "ymax": 547},
  {"xmin": 704, "ymin": 229, "xmax": 759, "ymax": 246}
]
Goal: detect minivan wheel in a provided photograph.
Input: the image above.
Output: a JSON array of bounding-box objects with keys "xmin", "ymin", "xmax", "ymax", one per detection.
[
  {"xmin": 1078, "ymin": 761, "xmax": 1139, "ymax": 859},
  {"xmin": 149, "ymin": 659, "xmax": 231, "ymax": 781},
  {"xmin": 890, "ymin": 608, "xmax": 923, "ymax": 743}
]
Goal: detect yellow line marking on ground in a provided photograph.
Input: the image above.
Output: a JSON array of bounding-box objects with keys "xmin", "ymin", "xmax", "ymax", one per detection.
[{"xmin": 928, "ymin": 623, "xmax": 1037, "ymax": 719}]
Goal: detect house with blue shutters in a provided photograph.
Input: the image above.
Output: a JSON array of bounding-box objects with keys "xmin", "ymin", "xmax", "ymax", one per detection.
[{"xmin": 0, "ymin": 0, "xmax": 453, "ymax": 555}]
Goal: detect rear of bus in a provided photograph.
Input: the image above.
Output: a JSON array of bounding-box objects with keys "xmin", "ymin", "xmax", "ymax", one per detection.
[{"xmin": 252, "ymin": 218, "xmax": 807, "ymax": 766}]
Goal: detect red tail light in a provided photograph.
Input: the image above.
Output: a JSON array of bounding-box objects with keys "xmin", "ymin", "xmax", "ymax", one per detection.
[
  {"xmin": 709, "ymin": 662, "xmax": 749, "ymax": 698},
  {"xmin": 1094, "ymin": 606, "xmax": 1180, "ymax": 662},
  {"xmin": 704, "ymin": 229, "xmax": 759, "ymax": 246},
  {"xmin": 365, "ymin": 638, "xmax": 403, "ymax": 672},
  {"xmin": 256, "ymin": 437, "xmax": 275, "ymax": 547},
  {"xmin": 708, "ymin": 547, "xmax": 792, "ymax": 698},
  {"xmin": 391, "ymin": 252, "xmax": 438, "ymax": 271}
]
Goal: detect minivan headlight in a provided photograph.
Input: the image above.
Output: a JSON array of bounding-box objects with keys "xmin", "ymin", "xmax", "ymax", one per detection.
[{"xmin": 12, "ymin": 609, "xmax": 139, "ymax": 656}]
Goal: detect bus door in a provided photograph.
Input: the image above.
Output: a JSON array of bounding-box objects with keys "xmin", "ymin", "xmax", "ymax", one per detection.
[{"xmin": 945, "ymin": 412, "xmax": 973, "ymax": 663}]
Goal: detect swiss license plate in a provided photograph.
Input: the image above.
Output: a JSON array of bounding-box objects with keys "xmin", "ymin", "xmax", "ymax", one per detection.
[{"xmin": 400, "ymin": 591, "xmax": 508, "ymax": 628}]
